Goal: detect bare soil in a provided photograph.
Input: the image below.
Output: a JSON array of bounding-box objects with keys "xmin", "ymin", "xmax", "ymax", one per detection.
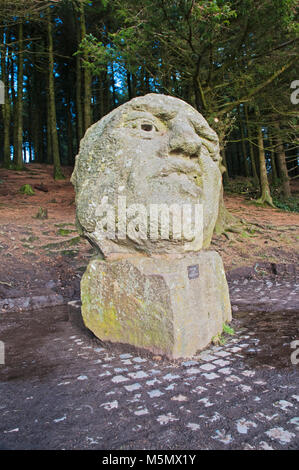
[
  {"xmin": 0, "ymin": 165, "xmax": 92, "ymax": 304},
  {"xmin": 219, "ymin": 191, "xmax": 299, "ymax": 272},
  {"xmin": 0, "ymin": 164, "xmax": 299, "ymax": 300},
  {"xmin": 0, "ymin": 164, "xmax": 298, "ymax": 304}
]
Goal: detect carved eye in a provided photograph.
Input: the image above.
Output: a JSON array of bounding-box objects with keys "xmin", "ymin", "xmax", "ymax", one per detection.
[
  {"xmin": 141, "ymin": 123, "xmax": 154, "ymax": 132},
  {"xmin": 125, "ymin": 119, "xmax": 159, "ymax": 134}
]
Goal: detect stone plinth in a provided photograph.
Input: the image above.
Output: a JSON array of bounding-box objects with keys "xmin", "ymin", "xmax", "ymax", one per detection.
[{"xmin": 81, "ymin": 251, "xmax": 231, "ymax": 359}]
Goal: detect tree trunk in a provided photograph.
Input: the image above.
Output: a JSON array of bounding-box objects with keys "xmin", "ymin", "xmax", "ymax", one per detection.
[
  {"xmin": 127, "ymin": 72, "xmax": 132, "ymax": 100},
  {"xmin": 220, "ymin": 147, "xmax": 229, "ymax": 185},
  {"xmin": 11, "ymin": 53, "xmax": 17, "ymax": 163},
  {"xmin": 80, "ymin": 3, "xmax": 92, "ymax": 132},
  {"xmin": 46, "ymin": 79, "xmax": 53, "ymax": 164},
  {"xmin": 239, "ymin": 108, "xmax": 250, "ymax": 177},
  {"xmin": 47, "ymin": 7, "xmax": 64, "ymax": 180},
  {"xmin": 256, "ymin": 124, "xmax": 274, "ymax": 206},
  {"xmin": 110, "ymin": 62, "xmax": 116, "ymax": 107},
  {"xmin": 269, "ymin": 134, "xmax": 278, "ymax": 184},
  {"xmin": 66, "ymin": 91, "xmax": 74, "ymax": 165},
  {"xmin": 273, "ymin": 121, "xmax": 291, "ymax": 198},
  {"xmin": 31, "ymin": 41, "xmax": 41, "ymax": 162},
  {"xmin": 75, "ymin": 9, "xmax": 83, "ymax": 145},
  {"xmin": 14, "ymin": 22, "xmax": 24, "ymax": 170},
  {"xmin": 244, "ymin": 105, "xmax": 259, "ymax": 183},
  {"xmin": 98, "ymin": 72, "xmax": 104, "ymax": 119},
  {"xmin": 231, "ymin": 137, "xmax": 240, "ymax": 176},
  {"xmin": 32, "ymin": 94, "xmax": 40, "ymax": 162},
  {"xmin": 214, "ymin": 185, "xmax": 237, "ymax": 235},
  {"xmin": 0, "ymin": 26, "xmax": 11, "ymax": 168},
  {"xmin": 131, "ymin": 73, "xmax": 137, "ymax": 98}
]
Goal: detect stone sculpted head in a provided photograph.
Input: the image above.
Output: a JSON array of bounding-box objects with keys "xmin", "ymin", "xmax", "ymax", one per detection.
[{"xmin": 71, "ymin": 94, "xmax": 222, "ymax": 258}]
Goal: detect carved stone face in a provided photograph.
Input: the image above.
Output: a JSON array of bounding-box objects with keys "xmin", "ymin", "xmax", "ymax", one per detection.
[{"xmin": 71, "ymin": 94, "xmax": 222, "ymax": 258}]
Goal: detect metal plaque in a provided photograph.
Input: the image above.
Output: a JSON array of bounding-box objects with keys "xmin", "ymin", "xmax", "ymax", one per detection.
[{"xmin": 187, "ymin": 264, "xmax": 199, "ymax": 280}]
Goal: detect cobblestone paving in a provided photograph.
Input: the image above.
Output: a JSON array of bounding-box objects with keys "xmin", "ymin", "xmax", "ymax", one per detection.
[
  {"xmin": 0, "ymin": 278, "xmax": 298, "ymax": 450},
  {"xmin": 229, "ymin": 278, "xmax": 299, "ymax": 312}
]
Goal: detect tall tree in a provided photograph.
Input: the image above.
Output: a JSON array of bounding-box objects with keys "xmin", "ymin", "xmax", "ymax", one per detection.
[
  {"xmin": 273, "ymin": 121, "xmax": 291, "ymax": 197},
  {"xmin": 255, "ymin": 111, "xmax": 274, "ymax": 207},
  {"xmin": 47, "ymin": 5, "xmax": 64, "ymax": 179},
  {"xmin": 78, "ymin": 0, "xmax": 92, "ymax": 132},
  {"xmin": 0, "ymin": 25, "xmax": 11, "ymax": 167},
  {"xmin": 14, "ymin": 21, "xmax": 24, "ymax": 170}
]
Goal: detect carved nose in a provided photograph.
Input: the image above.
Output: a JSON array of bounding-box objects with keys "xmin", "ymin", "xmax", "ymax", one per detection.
[{"xmin": 168, "ymin": 121, "xmax": 202, "ymax": 157}]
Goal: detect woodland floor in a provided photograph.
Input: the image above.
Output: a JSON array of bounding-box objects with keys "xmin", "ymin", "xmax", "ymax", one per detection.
[
  {"xmin": 0, "ymin": 163, "xmax": 298, "ymax": 304},
  {"xmin": 0, "ymin": 164, "xmax": 298, "ymax": 450}
]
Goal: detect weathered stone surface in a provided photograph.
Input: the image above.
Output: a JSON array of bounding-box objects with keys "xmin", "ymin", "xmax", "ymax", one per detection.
[
  {"xmin": 71, "ymin": 93, "xmax": 222, "ymax": 258},
  {"xmin": 0, "ymin": 293, "xmax": 65, "ymax": 313},
  {"xmin": 81, "ymin": 251, "xmax": 231, "ymax": 359},
  {"xmin": 73, "ymin": 94, "xmax": 231, "ymax": 357}
]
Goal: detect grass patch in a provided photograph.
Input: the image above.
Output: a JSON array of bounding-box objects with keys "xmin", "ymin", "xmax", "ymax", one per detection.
[
  {"xmin": 54, "ymin": 223, "xmax": 75, "ymax": 228},
  {"xmin": 42, "ymin": 236, "xmax": 81, "ymax": 251},
  {"xmin": 212, "ymin": 333, "xmax": 226, "ymax": 346},
  {"xmin": 223, "ymin": 323, "xmax": 235, "ymax": 336},
  {"xmin": 56, "ymin": 228, "xmax": 77, "ymax": 236},
  {"xmin": 20, "ymin": 184, "xmax": 35, "ymax": 196},
  {"xmin": 212, "ymin": 323, "xmax": 235, "ymax": 345}
]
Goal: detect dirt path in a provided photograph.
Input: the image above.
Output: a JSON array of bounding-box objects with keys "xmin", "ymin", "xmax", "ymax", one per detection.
[{"xmin": 0, "ymin": 165, "xmax": 91, "ymax": 307}]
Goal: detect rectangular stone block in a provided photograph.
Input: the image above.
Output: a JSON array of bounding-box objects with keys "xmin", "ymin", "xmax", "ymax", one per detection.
[{"xmin": 81, "ymin": 251, "xmax": 232, "ymax": 359}]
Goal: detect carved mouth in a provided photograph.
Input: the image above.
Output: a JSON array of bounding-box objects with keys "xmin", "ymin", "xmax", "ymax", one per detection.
[
  {"xmin": 148, "ymin": 156, "xmax": 203, "ymax": 198},
  {"xmin": 156, "ymin": 171, "xmax": 202, "ymax": 199}
]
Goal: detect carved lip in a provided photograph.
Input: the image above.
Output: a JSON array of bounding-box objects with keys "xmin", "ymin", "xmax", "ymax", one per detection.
[
  {"xmin": 154, "ymin": 172, "xmax": 202, "ymax": 198},
  {"xmin": 148, "ymin": 158, "xmax": 203, "ymax": 197},
  {"xmin": 159, "ymin": 164, "xmax": 202, "ymax": 177},
  {"xmin": 161, "ymin": 154, "xmax": 201, "ymax": 174}
]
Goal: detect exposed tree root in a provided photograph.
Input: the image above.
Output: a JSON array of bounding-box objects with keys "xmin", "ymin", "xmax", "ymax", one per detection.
[{"xmin": 255, "ymin": 189, "xmax": 276, "ymax": 208}]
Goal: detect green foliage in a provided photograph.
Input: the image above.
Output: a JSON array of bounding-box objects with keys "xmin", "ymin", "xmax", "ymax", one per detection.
[
  {"xmin": 54, "ymin": 223, "xmax": 75, "ymax": 228},
  {"xmin": 272, "ymin": 196, "xmax": 299, "ymax": 213},
  {"xmin": 212, "ymin": 333, "xmax": 226, "ymax": 346},
  {"xmin": 212, "ymin": 322, "xmax": 235, "ymax": 345},
  {"xmin": 223, "ymin": 323, "xmax": 235, "ymax": 335},
  {"xmin": 269, "ymin": 179, "xmax": 299, "ymax": 212},
  {"xmin": 224, "ymin": 177, "xmax": 259, "ymax": 197},
  {"xmin": 57, "ymin": 228, "xmax": 71, "ymax": 236},
  {"xmin": 20, "ymin": 184, "xmax": 35, "ymax": 195},
  {"xmin": 68, "ymin": 236, "xmax": 81, "ymax": 246},
  {"xmin": 77, "ymin": 35, "xmax": 112, "ymax": 74},
  {"xmin": 57, "ymin": 228, "xmax": 76, "ymax": 236},
  {"xmin": 42, "ymin": 236, "xmax": 81, "ymax": 251},
  {"xmin": 1, "ymin": 0, "xmax": 298, "ymax": 189}
]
